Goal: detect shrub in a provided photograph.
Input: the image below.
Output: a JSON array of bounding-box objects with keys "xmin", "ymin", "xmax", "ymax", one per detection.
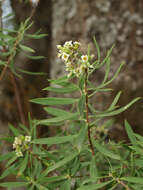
[{"xmin": 0, "ymin": 16, "xmax": 142, "ymax": 190}]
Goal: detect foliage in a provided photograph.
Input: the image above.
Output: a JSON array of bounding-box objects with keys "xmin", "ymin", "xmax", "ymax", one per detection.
[{"xmin": 0, "ymin": 12, "xmax": 143, "ymax": 190}]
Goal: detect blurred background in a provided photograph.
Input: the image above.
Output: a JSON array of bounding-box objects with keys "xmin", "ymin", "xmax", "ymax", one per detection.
[{"xmin": 0, "ymin": 0, "xmax": 143, "ymax": 187}]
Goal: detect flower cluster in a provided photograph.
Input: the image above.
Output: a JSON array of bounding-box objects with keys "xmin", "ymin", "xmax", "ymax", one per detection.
[
  {"xmin": 13, "ymin": 135, "xmax": 31, "ymax": 157},
  {"xmin": 57, "ymin": 41, "xmax": 94, "ymax": 77}
]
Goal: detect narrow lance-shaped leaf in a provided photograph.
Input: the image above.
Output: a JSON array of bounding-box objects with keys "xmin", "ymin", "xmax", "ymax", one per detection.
[
  {"xmin": 6, "ymin": 154, "xmax": 18, "ymax": 168},
  {"xmin": 93, "ymin": 141, "xmax": 121, "ymax": 160},
  {"xmin": 0, "ymin": 182, "xmax": 28, "ymax": 188},
  {"xmin": 32, "ymin": 135, "xmax": 77, "ymax": 145},
  {"xmin": 9, "ymin": 123, "xmax": 20, "ymax": 136},
  {"xmin": 44, "ymin": 107, "xmax": 72, "ymax": 117},
  {"xmin": 18, "ymin": 152, "xmax": 29, "ymax": 176},
  {"xmin": 0, "ymin": 152, "xmax": 15, "ymax": 162},
  {"xmin": 24, "ymin": 54, "xmax": 45, "ymax": 60},
  {"xmin": 49, "ymin": 76, "xmax": 68, "ymax": 85},
  {"xmin": 26, "ymin": 33, "xmax": 48, "ymax": 39},
  {"xmin": 125, "ymin": 120, "xmax": 137, "ymax": 146},
  {"xmin": 79, "ymin": 75, "xmax": 85, "ymax": 91},
  {"xmin": 78, "ymin": 94, "xmax": 85, "ymax": 116},
  {"xmin": 43, "ymin": 84, "xmax": 79, "ymax": 93},
  {"xmin": 102, "ymin": 57, "xmax": 111, "ymax": 84},
  {"xmin": 121, "ymin": 177, "xmax": 143, "ymax": 184},
  {"xmin": 94, "ymin": 44, "xmax": 114, "ymax": 70},
  {"xmin": 107, "ymin": 91, "xmax": 122, "ymax": 111},
  {"xmin": 17, "ymin": 68, "xmax": 46, "ymax": 75},
  {"xmin": 0, "ymin": 164, "xmax": 16, "ymax": 179},
  {"xmin": 90, "ymin": 156, "xmax": 98, "ymax": 182},
  {"xmin": 93, "ymin": 36, "xmax": 100, "ymax": 64},
  {"xmin": 41, "ymin": 151, "xmax": 79, "ymax": 177},
  {"xmin": 74, "ymin": 123, "xmax": 87, "ymax": 152},
  {"xmin": 37, "ymin": 175, "xmax": 67, "ymax": 184},
  {"xmin": 36, "ymin": 112, "xmax": 79, "ymax": 126},
  {"xmin": 19, "ymin": 44, "xmax": 35, "ymax": 53},
  {"xmin": 30, "ymin": 97, "xmax": 78, "ymax": 105},
  {"xmin": 77, "ymin": 180, "xmax": 112, "ymax": 190},
  {"xmin": 94, "ymin": 62, "xmax": 125, "ymax": 92},
  {"xmin": 59, "ymin": 179, "xmax": 71, "ymax": 190},
  {"xmin": 95, "ymin": 97, "xmax": 141, "ymax": 118}
]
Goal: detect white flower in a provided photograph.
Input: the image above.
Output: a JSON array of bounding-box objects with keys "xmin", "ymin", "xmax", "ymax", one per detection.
[
  {"xmin": 13, "ymin": 143, "xmax": 16, "ymax": 149},
  {"xmin": 66, "ymin": 62, "xmax": 72, "ymax": 67},
  {"xmin": 89, "ymin": 64, "xmax": 94, "ymax": 69},
  {"xmin": 16, "ymin": 150, "xmax": 23, "ymax": 157},
  {"xmin": 57, "ymin": 53, "xmax": 62, "ymax": 58},
  {"xmin": 62, "ymin": 53, "xmax": 70, "ymax": 62},
  {"xmin": 25, "ymin": 136, "xmax": 31, "ymax": 142},
  {"xmin": 74, "ymin": 41, "xmax": 81, "ymax": 46},
  {"xmin": 81, "ymin": 55, "xmax": 88, "ymax": 62},
  {"xmin": 57, "ymin": 45, "xmax": 62, "ymax": 49},
  {"xmin": 14, "ymin": 137, "xmax": 22, "ymax": 145},
  {"xmin": 64, "ymin": 41, "xmax": 73, "ymax": 47}
]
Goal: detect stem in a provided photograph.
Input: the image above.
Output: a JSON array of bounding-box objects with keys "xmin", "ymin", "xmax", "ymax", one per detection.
[
  {"xmin": 85, "ymin": 68, "xmax": 95, "ymax": 156},
  {"xmin": 109, "ymin": 173, "xmax": 131, "ymax": 190},
  {"xmin": 0, "ymin": 32, "xmax": 21, "ymax": 82},
  {"xmin": 116, "ymin": 178, "xmax": 131, "ymax": 190},
  {"xmin": 10, "ymin": 73, "xmax": 26, "ymax": 125}
]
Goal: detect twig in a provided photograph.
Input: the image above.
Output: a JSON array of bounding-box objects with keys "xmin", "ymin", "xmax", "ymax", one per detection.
[
  {"xmin": 85, "ymin": 68, "xmax": 95, "ymax": 156},
  {"xmin": 116, "ymin": 178, "xmax": 131, "ymax": 190},
  {"xmin": 10, "ymin": 73, "xmax": 26, "ymax": 125},
  {"xmin": 0, "ymin": 32, "xmax": 21, "ymax": 82},
  {"xmin": 109, "ymin": 173, "xmax": 131, "ymax": 190}
]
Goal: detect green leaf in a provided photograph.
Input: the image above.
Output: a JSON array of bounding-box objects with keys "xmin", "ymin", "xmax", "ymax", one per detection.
[
  {"xmin": 9, "ymin": 123, "xmax": 19, "ymax": 136},
  {"xmin": 44, "ymin": 107, "xmax": 72, "ymax": 117},
  {"xmin": 0, "ymin": 182, "xmax": 28, "ymax": 188},
  {"xmin": 79, "ymin": 75, "xmax": 85, "ymax": 91},
  {"xmin": 125, "ymin": 120, "xmax": 137, "ymax": 145},
  {"xmin": 49, "ymin": 76, "xmax": 68, "ymax": 85},
  {"xmin": 18, "ymin": 152, "xmax": 29, "ymax": 175},
  {"xmin": 95, "ymin": 97, "xmax": 141, "ymax": 117},
  {"xmin": 0, "ymin": 152, "xmax": 15, "ymax": 162},
  {"xmin": 19, "ymin": 123, "xmax": 30, "ymax": 134},
  {"xmin": 134, "ymin": 133, "xmax": 143, "ymax": 143},
  {"xmin": 17, "ymin": 67, "xmax": 46, "ymax": 75},
  {"xmin": 135, "ymin": 159, "xmax": 143, "ymax": 167},
  {"xmin": 93, "ymin": 36, "xmax": 100, "ymax": 63},
  {"xmin": 93, "ymin": 141, "xmax": 121, "ymax": 160},
  {"xmin": 90, "ymin": 156, "xmax": 98, "ymax": 182},
  {"xmin": 107, "ymin": 91, "xmax": 122, "ymax": 111},
  {"xmin": 24, "ymin": 54, "xmax": 45, "ymax": 60},
  {"xmin": 26, "ymin": 33, "xmax": 48, "ymax": 39},
  {"xmin": 77, "ymin": 180, "xmax": 112, "ymax": 190},
  {"xmin": 75, "ymin": 123, "xmax": 87, "ymax": 152},
  {"xmin": 121, "ymin": 177, "xmax": 143, "ymax": 184},
  {"xmin": 38, "ymin": 175, "xmax": 67, "ymax": 184},
  {"xmin": 35, "ymin": 183, "xmax": 49, "ymax": 190},
  {"xmin": 32, "ymin": 135, "xmax": 77, "ymax": 145},
  {"xmin": 37, "ymin": 112, "xmax": 79, "ymax": 125},
  {"xmin": 102, "ymin": 57, "xmax": 111, "ymax": 84},
  {"xmin": 94, "ymin": 44, "xmax": 114, "ymax": 70},
  {"xmin": 6, "ymin": 154, "xmax": 18, "ymax": 167},
  {"xmin": 0, "ymin": 61, "xmax": 6, "ymax": 65},
  {"xmin": 30, "ymin": 97, "xmax": 78, "ymax": 105},
  {"xmin": 78, "ymin": 94, "xmax": 85, "ymax": 116},
  {"xmin": 41, "ymin": 151, "xmax": 79, "ymax": 177},
  {"xmin": 43, "ymin": 84, "xmax": 79, "ymax": 93},
  {"xmin": 60, "ymin": 179, "xmax": 71, "ymax": 190},
  {"xmin": 0, "ymin": 164, "xmax": 16, "ymax": 179},
  {"xmin": 19, "ymin": 44, "xmax": 35, "ymax": 53},
  {"xmin": 95, "ymin": 62, "xmax": 125, "ymax": 91}
]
